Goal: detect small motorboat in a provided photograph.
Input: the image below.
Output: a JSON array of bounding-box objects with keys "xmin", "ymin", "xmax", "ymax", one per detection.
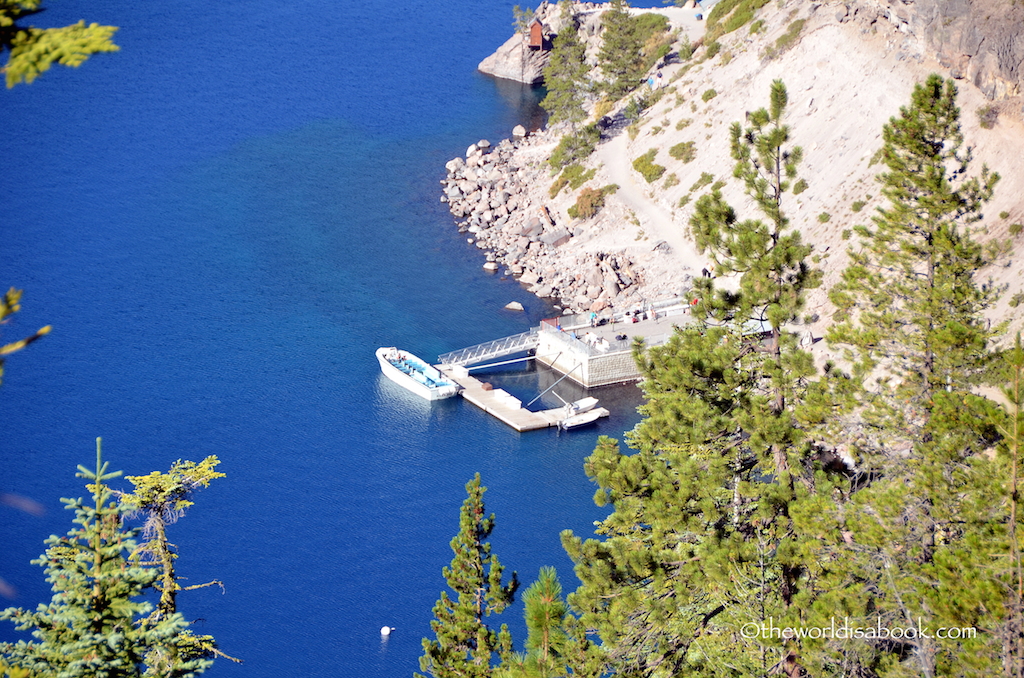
[
  {"xmin": 565, "ymin": 396, "xmax": 599, "ymax": 414},
  {"xmin": 376, "ymin": 347, "xmax": 460, "ymax": 401},
  {"xmin": 558, "ymin": 407, "xmax": 605, "ymax": 430}
]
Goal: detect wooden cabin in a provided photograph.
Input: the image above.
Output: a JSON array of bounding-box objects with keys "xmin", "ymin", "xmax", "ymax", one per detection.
[{"xmin": 528, "ymin": 18, "xmax": 544, "ymax": 49}]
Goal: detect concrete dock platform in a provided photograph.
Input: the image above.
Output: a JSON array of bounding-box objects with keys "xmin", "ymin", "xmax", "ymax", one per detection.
[{"xmin": 438, "ymin": 364, "xmax": 609, "ymax": 432}]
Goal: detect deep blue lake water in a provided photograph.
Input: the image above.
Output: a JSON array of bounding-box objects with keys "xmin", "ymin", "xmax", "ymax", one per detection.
[{"xmin": 1, "ymin": 2, "xmax": 665, "ymax": 675}]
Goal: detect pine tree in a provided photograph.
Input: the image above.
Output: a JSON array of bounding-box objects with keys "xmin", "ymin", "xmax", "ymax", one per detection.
[
  {"xmin": 561, "ymin": 82, "xmax": 854, "ymax": 677},
  {"xmin": 120, "ymin": 458, "xmax": 226, "ymax": 622},
  {"xmin": 596, "ymin": 0, "xmax": 643, "ymax": 99},
  {"xmin": 986, "ymin": 334, "xmax": 1024, "ymax": 676},
  {"xmin": 0, "ymin": 440, "xmax": 213, "ymax": 678},
  {"xmin": 119, "ymin": 458, "xmax": 238, "ymax": 669},
  {"xmin": 494, "ymin": 567, "xmax": 594, "ymax": 678},
  {"xmin": 827, "ymin": 74, "xmax": 1003, "ymax": 676},
  {"xmin": 419, "ymin": 474, "xmax": 519, "ymax": 678},
  {"xmin": 1, "ymin": 1, "xmax": 119, "ymax": 88},
  {"xmin": 540, "ymin": 4, "xmax": 589, "ymax": 128}
]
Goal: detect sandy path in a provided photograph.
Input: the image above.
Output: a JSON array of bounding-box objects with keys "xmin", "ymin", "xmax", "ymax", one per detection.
[{"xmin": 596, "ymin": 131, "xmax": 707, "ymax": 273}]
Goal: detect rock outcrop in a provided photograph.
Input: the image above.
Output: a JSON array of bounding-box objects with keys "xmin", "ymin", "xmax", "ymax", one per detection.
[
  {"xmin": 441, "ymin": 134, "xmax": 656, "ymax": 315},
  {"xmin": 858, "ymin": 0, "xmax": 1024, "ymax": 105},
  {"xmin": 477, "ymin": 33, "xmax": 550, "ymax": 85}
]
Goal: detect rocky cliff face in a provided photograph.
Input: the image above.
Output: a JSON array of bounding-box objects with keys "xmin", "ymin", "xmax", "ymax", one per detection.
[
  {"xmin": 477, "ymin": 1, "xmax": 605, "ymax": 85},
  {"xmin": 857, "ymin": 0, "xmax": 1024, "ymax": 106},
  {"xmin": 477, "ymin": 33, "xmax": 551, "ymax": 85}
]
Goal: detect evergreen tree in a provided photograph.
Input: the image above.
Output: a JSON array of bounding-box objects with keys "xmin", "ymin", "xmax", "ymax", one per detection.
[
  {"xmin": 0, "ymin": 440, "xmax": 214, "ymax": 678},
  {"xmin": 540, "ymin": 4, "xmax": 589, "ymax": 128},
  {"xmin": 596, "ymin": 1, "xmax": 642, "ymax": 99},
  {"xmin": 1, "ymin": 1, "xmax": 119, "ymax": 87},
  {"xmin": 597, "ymin": 3, "xmax": 669, "ymax": 99},
  {"xmin": 562, "ymin": 82, "xmax": 853, "ymax": 677},
  {"xmin": 419, "ymin": 474, "xmax": 519, "ymax": 678},
  {"xmin": 119, "ymin": 458, "xmax": 238, "ymax": 669},
  {"xmin": 827, "ymin": 74, "xmax": 1003, "ymax": 676},
  {"xmin": 120, "ymin": 458, "xmax": 226, "ymax": 622},
  {"xmin": 494, "ymin": 567, "xmax": 602, "ymax": 678}
]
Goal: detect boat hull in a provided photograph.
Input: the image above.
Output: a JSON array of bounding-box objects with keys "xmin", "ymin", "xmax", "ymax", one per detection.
[
  {"xmin": 376, "ymin": 347, "xmax": 460, "ymax": 401},
  {"xmin": 559, "ymin": 407, "xmax": 604, "ymax": 430}
]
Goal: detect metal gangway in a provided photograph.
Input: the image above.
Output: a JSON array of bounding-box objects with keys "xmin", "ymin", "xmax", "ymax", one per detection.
[{"xmin": 438, "ymin": 328, "xmax": 540, "ymax": 367}]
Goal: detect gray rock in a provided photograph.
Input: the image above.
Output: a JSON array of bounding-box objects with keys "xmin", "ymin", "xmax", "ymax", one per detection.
[
  {"xmin": 477, "ymin": 34, "xmax": 549, "ymax": 85},
  {"xmin": 540, "ymin": 229, "xmax": 571, "ymax": 248},
  {"xmin": 520, "ymin": 270, "xmax": 541, "ymax": 286}
]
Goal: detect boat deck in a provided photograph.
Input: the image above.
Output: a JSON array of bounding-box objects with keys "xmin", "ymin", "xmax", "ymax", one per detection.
[{"xmin": 438, "ymin": 365, "xmax": 609, "ymax": 432}]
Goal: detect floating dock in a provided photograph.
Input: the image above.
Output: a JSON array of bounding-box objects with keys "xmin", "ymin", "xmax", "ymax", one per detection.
[{"xmin": 438, "ymin": 364, "xmax": 609, "ymax": 432}]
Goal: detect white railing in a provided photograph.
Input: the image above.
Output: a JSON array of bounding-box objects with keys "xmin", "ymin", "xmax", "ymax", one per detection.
[{"xmin": 437, "ymin": 328, "xmax": 540, "ymax": 366}]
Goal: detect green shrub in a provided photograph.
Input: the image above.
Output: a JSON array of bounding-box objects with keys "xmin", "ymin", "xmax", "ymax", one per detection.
[
  {"xmin": 978, "ymin": 104, "xmax": 999, "ymax": 130},
  {"xmin": 669, "ymin": 141, "xmax": 696, "ymax": 163},
  {"xmin": 549, "ymin": 174, "xmax": 569, "ymax": 198},
  {"xmin": 679, "ymin": 194, "xmax": 691, "ymax": 208},
  {"xmin": 1010, "ymin": 292, "xmax": 1024, "ymax": 308},
  {"xmin": 842, "ymin": 229, "xmax": 851, "ymax": 240},
  {"xmin": 711, "ymin": 180, "xmax": 726, "ymax": 192},
  {"xmin": 663, "ymin": 173, "xmax": 679, "ymax": 189},
  {"xmin": 627, "ymin": 123, "xmax": 640, "ymax": 140},
  {"xmin": 1000, "ymin": 210, "xmax": 1010, "ymax": 220},
  {"xmin": 818, "ymin": 212, "xmax": 831, "ymax": 223},
  {"xmin": 705, "ymin": 41, "xmax": 722, "ymax": 59},
  {"xmin": 567, "ymin": 184, "xmax": 618, "ymax": 220},
  {"xmin": 702, "ymin": 88, "xmax": 717, "ymax": 102},
  {"xmin": 551, "ymin": 163, "xmax": 597, "ymax": 197},
  {"xmin": 632, "ymin": 149, "xmax": 666, "ymax": 183},
  {"xmin": 548, "ymin": 124, "xmax": 601, "ymax": 171},
  {"xmin": 567, "ymin": 164, "xmax": 596, "ymax": 190},
  {"xmin": 567, "ymin": 187, "xmax": 605, "ymax": 220},
  {"xmin": 749, "ymin": 19, "xmax": 765, "ymax": 34},
  {"xmin": 775, "ymin": 19, "xmax": 805, "ymax": 52},
  {"xmin": 851, "ymin": 200, "xmax": 866, "ymax": 213},
  {"xmin": 690, "ymin": 172, "xmax": 714, "ymax": 192},
  {"xmin": 678, "ymin": 34, "xmax": 694, "ymax": 60},
  {"xmin": 1010, "ymin": 223, "xmax": 1024, "ymax": 237},
  {"xmin": 792, "ymin": 178, "xmax": 808, "ymax": 195},
  {"xmin": 676, "ymin": 118, "xmax": 692, "ymax": 130},
  {"xmin": 706, "ymin": 0, "xmax": 769, "ymax": 40}
]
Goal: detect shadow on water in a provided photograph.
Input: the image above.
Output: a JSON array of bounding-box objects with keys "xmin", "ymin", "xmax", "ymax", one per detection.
[{"xmin": 487, "ymin": 76, "xmax": 549, "ymax": 133}]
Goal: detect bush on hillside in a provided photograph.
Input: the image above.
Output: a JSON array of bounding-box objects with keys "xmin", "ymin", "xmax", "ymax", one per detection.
[
  {"xmin": 632, "ymin": 149, "xmax": 666, "ymax": 183},
  {"xmin": 548, "ymin": 124, "xmax": 601, "ymax": 171},
  {"xmin": 669, "ymin": 141, "xmax": 696, "ymax": 163}
]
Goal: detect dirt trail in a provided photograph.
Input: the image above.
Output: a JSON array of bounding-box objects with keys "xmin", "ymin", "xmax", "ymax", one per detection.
[{"xmin": 596, "ymin": 131, "xmax": 707, "ymax": 273}]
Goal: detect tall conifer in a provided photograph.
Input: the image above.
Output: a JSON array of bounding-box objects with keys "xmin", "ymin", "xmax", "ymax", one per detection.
[
  {"xmin": 596, "ymin": 0, "xmax": 643, "ymax": 99},
  {"xmin": 540, "ymin": 3, "xmax": 589, "ymax": 128},
  {"xmin": 561, "ymin": 81, "xmax": 852, "ymax": 677},
  {"xmin": 828, "ymin": 73, "xmax": 1003, "ymax": 676},
  {"xmin": 419, "ymin": 474, "xmax": 518, "ymax": 678}
]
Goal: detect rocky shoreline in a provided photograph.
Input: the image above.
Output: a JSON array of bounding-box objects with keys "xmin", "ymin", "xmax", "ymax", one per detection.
[{"xmin": 440, "ymin": 128, "xmax": 676, "ymax": 317}]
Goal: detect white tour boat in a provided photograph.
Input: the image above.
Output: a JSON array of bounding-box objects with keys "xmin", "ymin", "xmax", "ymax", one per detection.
[{"xmin": 376, "ymin": 347, "xmax": 460, "ymax": 401}]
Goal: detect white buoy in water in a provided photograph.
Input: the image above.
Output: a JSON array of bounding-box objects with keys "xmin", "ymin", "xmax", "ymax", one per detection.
[{"xmin": 380, "ymin": 626, "xmax": 393, "ymax": 636}]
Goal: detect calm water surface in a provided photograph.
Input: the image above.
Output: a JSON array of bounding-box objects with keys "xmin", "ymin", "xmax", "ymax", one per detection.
[{"xmin": 1, "ymin": 1, "xmax": 668, "ymax": 675}]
